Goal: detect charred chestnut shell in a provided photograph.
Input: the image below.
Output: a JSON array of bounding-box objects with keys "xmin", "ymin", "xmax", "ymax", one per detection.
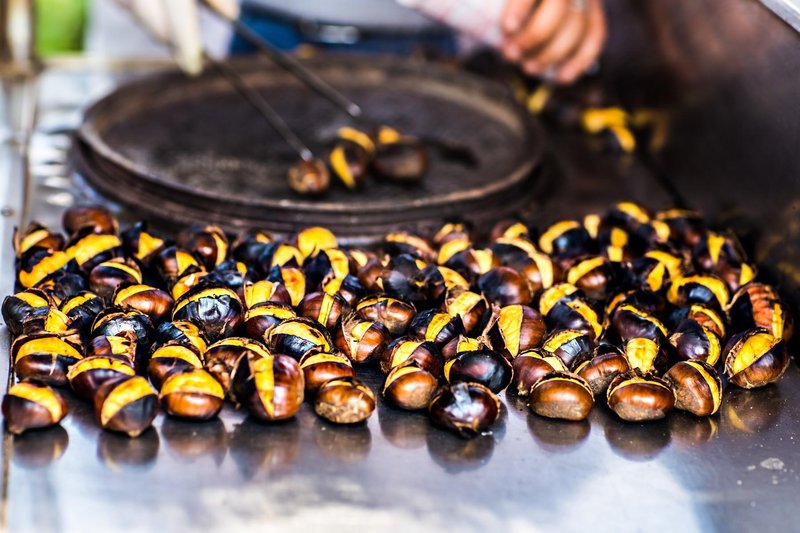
[
  {"xmin": 409, "ymin": 310, "xmax": 465, "ymax": 347},
  {"xmin": 314, "ymin": 376, "xmax": 376, "ymax": 424},
  {"xmin": 18, "ymin": 306, "xmax": 70, "ymax": 336},
  {"xmin": 230, "ymin": 351, "xmax": 305, "ymax": 421},
  {"xmin": 64, "ymin": 229, "xmax": 123, "ymax": 273},
  {"xmin": 17, "ymin": 248, "xmax": 71, "ymax": 289},
  {"xmin": 334, "ymin": 315, "xmax": 391, "ymax": 364},
  {"xmin": 59, "ymin": 291, "xmax": 105, "ymax": 339},
  {"xmin": 299, "ymin": 351, "xmax": 354, "ymax": 393},
  {"xmin": 429, "ymin": 382, "xmax": 500, "ymax": 437},
  {"xmin": 541, "ymin": 329, "xmax": 594, "ymax": 370},
  {"xmin": 121, "ymin": 220, "xmax": 165, "ymax": 265},
  {"xmin": 355, "ymin": 295, "xmax": 417, "ymax": 336},
  {"xmin": 477, "ymin": 266, "xmax": 532, "ymax": 307},
  {"xmin": 13, "ymin": 222, "xmax": 64, "ymax": 257},
  {"xmin": 92, "ymin": 307, "xmax": 155, "ymax": 365},
  {"xmin": 177, "ymin": 224, "xmax": 229, "ymax": 270},
  {"xmin": 574, "ymin": 344, "xmax": 630, "ymax": 396},
  {"xmin": 299, "ymin": 291, "xmax": 351, "ymax": 330},
  {"xmin": 664, "ymin": 360, "xmax": 722, "ymax": 416},
  {"xmin": 94, "ymin": 375, "xmax": 159, "ymax": 437},
  {"xmin": 383, "ymin": 364, "xmax": 438, "ymax": 411},
  {"xmin": 668, "ymin": 304, "xmax": 727, "ymax": 340},
  {"xmin": 67, "ymin": 356, "xmax": 136, "ymax": 400},
  {"xmin": 723, "ymin": 328, "xmax": 789, "ymax": 389},
  {"xmin": 153, "ymin": 320, "xmax": 208, "ymax": 354},
  {"xmin": 668, "ymin": 319, "xmax": 722, "ymax": 366},
  {"xmin": 204, "ymin": 337, "xmax": 270, "ymax": 394},
  {"xmin": 538, "ymin": 220, "xmax": 594, "ymax": 259},
  {"xmin": 382, "ymin": 337, "xmax": 443, "ymax": 376},
  {"xmin": 2, "ymin": 289, "xmax": 52, "ymax": 336},
  {"xmin": 267, "ymin": 317, "xmax": 333, "ymax": 360},
  {"xmin": 155, "ymin": 246, "xmax": 204, "ymax": 288},
  {"xmin": 85, "ymin": 333, "xmax": 137, "ymax": 365},
  {"xmin": 667, "ymin": 275, "xmax": 729, "ymax": 311},
  {"xmin": 149, "ymin": 342, "xmax": 205, "ymax": 390},
  {"xmin": 528, "ymin": 371, "xmax": 594, "ymax": 421},
  {"xmin": 372, "ymin": 128, "xmax": 429, "ymax": 184},
  {"xmin": 609, "ymin": 304, "xmax": 667, "ymax": 344},
  {"xmin": 443, "ymin": 290, "xmax": 489, "ymax": 336},
  {"xmin": 444, "ymin": 348, "xmax": 512, "ymax": 393},
  {"xmin": 607, "ymin": 370, "xmax": 675, "ymax": 422},
  {"xmin": 172, "ymin": 285, "xmax": 243, "ymax": 342},
  {"xmin": 511, "ymin": 349, "xmax": 568, "ymax": 396},
  {"xmin": 243, "ymin": 302, "xmax": 296, "ymax": 340},
  {"xmin": 113, "ymin": 284, "xmax": 174, "ymax": 324},
  {"xmin": 88, "ymin": 259, "xmax": 142, "ymax": 300},
  {"xmin": 728, "ymin": 283, "xmax": 793, "ymax": 341},
  {"xmin": 488, "ymin": 304, "xmax": 546, "ymax": 359},
  {"xmin": 160, "ymin": 369, "xmax": 225, "ymax": 420},
  {"xmin": 3, "ymin": 382, "xmax": 68, "ymax": 435},
  {"xmin": 11, "ymin": 332, "xmax": 84, "ymax": 386}
]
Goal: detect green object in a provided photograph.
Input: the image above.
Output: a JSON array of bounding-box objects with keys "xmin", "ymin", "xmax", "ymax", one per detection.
[{"xmin": 35, "ymin": 0, "xmax": 87, "ymax": 56}]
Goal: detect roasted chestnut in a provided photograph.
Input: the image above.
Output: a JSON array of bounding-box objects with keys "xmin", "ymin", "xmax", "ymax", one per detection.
[
  {"xmin": 320, "ymin": 274, "xmax": 366, "ymax": 307},
  {"xmin": 566, "ymin": 256, "xmax": 616, "ymax": 301},
  {"xmin": 172, "ymin": 285, "xmax": 243, "ymax": 341},
  {"xmin": 299, "ymin": 291, "xmax": 351, "ymax": 330},
  {"xmin": 13, "ymin": 222, "xmax": 64, "ymax": 256},
  {"xmin": 444, "ymin": 348, "xmax": 512, "ymax": 393},
  {"xmin": 92, "ymin": 307, "xmax": 154, "ymax": 364},
  {"xmin": 148, "ymin": 342, "xmax": 205, "ymax": 389},
  {"xmin": 17, "ymin": 248, "xmax": 70, "ymax": 288},
  {"xmin": 490, "ymin": 219, "xmax": 530, "ymax": 242},
  {"xmin": 609, "ymin": 304, "xmax": 667, "ymax": 344},
  {"xmin": 64, "ymin": 229, "xmax": 123, "ymax": 273},
  {"xmin": 477, "ymin": 266, "xmax": 532, "ymax": 307},
  {"xmin": 88, "ymin": 259, "xmax": 142, "ymax": 300},
  {"xmin": 94, "ymin": 375, "xmax": 159, "ymax": 437},
  {"xmin": 35, "ymin": 271, "xmax": 87, "ymax": 306},
  {"xmin": 528, "ymin": 371, "xmax": 594, "ymax": 421},
  {"xmin": 728, "ymin": 283, "xmax": 793, "ymax": 341},
  {"xmin": 2, "ymin": 289, "xmax": 52, "ymax": 336},
  {"xmin": 723, "ymin": 328, "xmax": 789, "ymax": 389},
  {"xmin": 171, "ymin": 272, "xmax": 209, "ymax": 300},
  {"xmin": 153, "ymin": 320, "xmax": 208, "ymax": 354},
  {"xmin": 267, "ymin": 317, "xmax": 332, "ymax": 360},
  {"xmin": 121, "ymin": 221, "xmax": 165, "ymax": 265},
  {"xmin": 229, "ymin": 351, "xmax": 305, "ymax": 421},
  {"xmin": 538, "ymin": 220, "xmax": 594, "ymax": 259},
  {"xmin": 18, "ymin": 306, "xmax": 69, "ymax": 336},
  {"xmin": 266, "ymin": 266, "xmax": 306, "ymax": 306},
  {"xmin": 67, "ymin": 356, "xmax": 136, "ymax": 400},
  {"xmin": 607, "ymin": 369, "xmax": 675, "ymax": 422},
  {"xmin": 655, "ymin": 208, "xmax": 705, "ymax": 248},
  {"xmin": 292, "ymin": 226, "xmax": 338, "ymax": 260},
  {"xmin": 372, "ymin": 127, "xmax": 429, "ymax": 184},
  {"xmin": 241, "ymin": 280, "xmax": 292, "ymax": 308},
  {"xmin": 113, "ymin": 284, "xmax": 174, "ymax": 324},
  {"xmin": 443, "ymin": 290, "xmax": 489, "ymax": 335},
  {"xmin": 299, "ymin": 351, "xmax": 354, "ymax": 392},
  {"xmin": 63, "ymin": 205, "xmax": 118, "ymax": 236},
  {"xmin": 11, "ymin": 332, "xmax": 83, "ymax": 386},
  {"xmin": 383, "ymin": 364, "xmax": 438, "ymax": 410},
  {"xmin": 545, "ymin": 297, "xmax": 602, "ymax": 340},
  {"xmin": 574, "ymin": 344, "xmax": 630, "ymax": 396},
  {"xmin": 204, "ymin": 337, "xmax": 270, "ymax": 393},
  {"xmin": 328, "ymin": 127, "xmax": 374, "ymax": 189},
  {"xmin": 85, "ymin": 333, "xmax": 137, "ymax": 365},
  {"xmin": 59, "ymin": 291, "xmax": 105, "ymax": 339},
  {"xmin": 664, "ymin": 360, "xmax": 722, "ymax": 417},
  {"xmin": 155, "ymin": 246, "xmax": 204, "ymax": 288},
  {"xmin": 177, "ymin": 224, "xmax": 229, "ymax": 270},
  {"xmin": 428, "ymin": 382, "xmax": 500, "ymax": 437},
  {"xmin": 692, "ymin": 230, "xmax": 746, "ymax": 274},
  {"xmin": 441, "ymin": 335, "xmax": 482, "ymax": 360},
  {"xmin": 334, "ymin": 315, "xmax": 391, "ymax": 364},
  {"xmin": 444, "ymin": 247, "xmax": 495, "ymax": 283},
  {"xmin": 288, "ymin": 158, "xmax": 330, "ymax": 196},
  {"xmin": 623, "ymin": 337, "xmax": 669, "ymax": 375},
  {"xmin": 667, "ymin": 275, "xmax": 729, "ymax": 311},
  {"xmin": 488, "ymin": 304, "xmax": 546, "ymax": 359},
  {"xmin": 541, "ymin": 329, "xmax": 594, "ymax": 369},
  {"xmin": 243, "ymin": 302, "xmax": 296, "ymax": 339},
  {"xmin": 2, "ymin": 381, "xmax": 68, "ymax": 434},
  {"xmin": 160, "ymin": 369, "xmax": 225, "ymax": 420},
  {"xmin": 605, "ymin": 288, "xmax": 665, "ymax": 318},
  {"xmin": 511, "ymin": 349, "xmax": 568, "ymax": 396},
  {"xmin": 409, "ymin": 310, "xmax": 464, "ymax": 347},
  {"xmin": 668, "ymin": 319, "xmax": 722, "ymax": 366},
  {"xmin": 355, "ymin": 295, "xmax": 417, "ymax": 335},
  {"xmin": 669, "ymin": 304, "xmax": 727, "ymax": 340},
  {"xmin": 314, "ymin": 376, "xmax": 376, "ymax": 424},
  {"xmin": 382, "ymin": 337, "xmax": 442, "ymax": 375}
]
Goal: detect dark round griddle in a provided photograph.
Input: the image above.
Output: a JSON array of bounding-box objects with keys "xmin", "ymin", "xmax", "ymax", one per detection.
[{"xmin": 73, "ymin": 55, "xmax": 541, "ymax": 242}]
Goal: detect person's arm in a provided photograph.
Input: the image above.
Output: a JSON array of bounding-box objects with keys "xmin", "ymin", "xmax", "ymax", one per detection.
[{"xmin": 501, "ymin": 0, "xmax": 606, "ymax": 83}]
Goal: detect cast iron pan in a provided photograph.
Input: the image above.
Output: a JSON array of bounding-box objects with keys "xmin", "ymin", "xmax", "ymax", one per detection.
[{"xmin": 73, "ymin": 55, "xmax": 542, "ymax": 242}]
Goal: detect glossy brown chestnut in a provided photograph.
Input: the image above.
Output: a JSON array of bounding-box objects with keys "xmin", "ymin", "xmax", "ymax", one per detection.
[
  {"xmin": 172, "ymin": 285, "xmax": 243, "ymax": 342},
  {"xmin": 409, "ymin": 309, "xmax": 465, "ymax": 347},
  {"xmin": 541, "ymin": 329, "xmax": 594, "ymax": 370},
  {"xmin": 333, "ymin": 315, "xmax": 390, "ymax": 364},
  {"xmin": 538, "ymin": 220, "xmax": 593, "ymax": 259},
  {"xmin": 444, "ymin": 348, "xmax": 512, "ymax": 393},
  {"xmin": 177, "ymin": 224, "xmax": 229, "ymax": 270},
  {"xmin": 529, "ymin": 371, "xmax": 594, "ymax": 421},
  {"xmin": 669, "ymin": 304, "xmax": 727, "ymax": 340},
  {"xmin": 266, "ymin": 317, "xmax": 332, "ymax": 360},
  {"xmin": 667, "ymin": 275, "xmax": 730, "ymax": 311},
  {"xmin": 381, "ymin": 337, "xmax": 443, "ymax": 376},
  {"xmin": 372, "ymin": 127, "xmax": 429, "ymax": 184},
  {"xmin": 229, "ymin": 352, "xmax": 305, "ymax": 421},
  {"xmin": 88, "ymin": 259, "xmax": 142, "ymax": 300},
  {"xmin": 623, "ymin": 337, "xmax": 669, "ymax": 375},
  {"xmin": 609, "ymin": 304, "xmax": 667, "ymax": 344},
  {"xmin": 299, "ymin": 291, "xmax": 351, "ymax": 330},
  {"xmin": 149, "ymin": 342, "xmax": 205, "ymax": 389},
  {"xmin": 441, "ymin": 335, "xmax": 482, "ymax": 360},
  {"xmin": 314, "ymin": 377, "xmax": 376, "ymax": 424},
  {"xmin": 545, "ymin": 297, "xmax": 603, "ymax": 340},
  {"xmin": 94, "ymin": 375, "xmax": 158, "ymax": 437},
  {"xmin": 574, "ymin": 345, "xmax": 630, "ymax": 396},
  {"xmin": 723, "ymin": 328, "xmax": 790, "ymax": 389},
  {"xmin": 62, "ymin": 205, "xmax": 118, "ymax": 236},
  {"xmin": 160, "ymin": 369, "xmax": 225, "ymax": 420},
  {"xmin": 243, "ymin": 302, "xmax": 296, "ymax": 339},
  {"xmin": 112, "ymin": 284, "xmax": 174, "ymax": 324},
  {"xmin": 383, "ymin": 364, "xmax": 438, "ymax": 410},
  {"xmin": 155, "ymin": 246, "xmax": 204, "ymax": 287},
  {"xmin": 299, "ymin": 351, "xmax": 355, "ymax": 392},
  {"xmin": 288, "ymin": 158, "xmax": 330, "ymax": 196},
  {"xmin": 655, "ymin": 208, "xmax": 705, "ymax": 248},
  {"xmin": 2, "ymin": 289, "xmax": 52, "ymax": 336},
  {"xmin": 488, "ymin": 304, "xmax": 546, "ymax": 359},
  {"xmin": 2, "ymin": 382, "xmax": 68, "ymax": 434},
  {"xmin": 477, "ymin": 266, "xmax": 532, "ymax": 307},
  {"xmin": 355, "ymin": 295, "xmax": 417, "ymax": 335},
  {"xmin": 85, "ymin": 333, "xmax": 137, "ymax": 365},
  {"xmin": 443, "ymin": 290, "xmax": 489, "ymax": 335},
  {"xmin": 512, "ymin": 349, "xmax": 568, "ymax": 396},
  {"xmin": 607, "ymin": 370, "xmax": 675, "ymax": 422},
  {"xmin": 13, "ymin": 222, "xmax": 64, "ymax": 257},
  {"xmin": 728, "ymin": 283, "xmax": 793, "ymax": 341},
  {"xmin": 67, "ymin": 356, "xmax": 136, "ymax": 400},
  {"xmin": 64, "ymin": 229, "xmax": 123, "ymax": 273},
  {"xmin": 59, "ymin": 291, "xmax": 104, "ymax": 338},
  {"xmin": 664, "ymin": 360, "xmax": 722, "ymax": 416},
  {"xmin": 566, "ymin": 256, "xmax": 616, "ymax": 301},
  {"xmin": 11, "ymin": 332, "xmax": 84, "ymax": 386},
  {"xmin": 153, "ymin": 320, "xmax": 208, "ymax": 354},
  {"xmin": 204, "ymin": 337, "xmax": 270, "ymax": 393},
  {"xmin": 19, "ymin": 306, "xmax": 70, "ymax": 336},
  {"xmin": 428, "ymin": 382, "xmax": 500, "ymax": 437},
  {"xmin": 668, "ymin": 319, "xmax": 722, "ymax": 366}
]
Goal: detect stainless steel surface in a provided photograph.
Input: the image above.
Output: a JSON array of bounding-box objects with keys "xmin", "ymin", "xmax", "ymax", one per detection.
[{"xmin": 761, "ymin": 0, "xmax": 800, "ymax": 32}]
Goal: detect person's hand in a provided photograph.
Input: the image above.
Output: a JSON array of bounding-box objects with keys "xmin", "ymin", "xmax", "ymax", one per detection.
[
  {"xmin": 500, "ymin": 0, "xmax": 606, "ymax": 84},
  {"xmin": 120, "ymin": 0, "xmax": 239, "ymax": 75}
]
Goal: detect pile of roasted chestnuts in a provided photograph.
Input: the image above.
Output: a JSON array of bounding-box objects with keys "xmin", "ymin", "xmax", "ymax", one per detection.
[{"xmin": 1, "ymin": 202, "xmax": 793, "ymax": 441}]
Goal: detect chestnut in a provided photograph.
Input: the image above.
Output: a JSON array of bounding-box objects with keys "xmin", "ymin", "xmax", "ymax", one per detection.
[
  {"xmin": 172, "ymin": 285, "xmax": 243, "ymax": 341},
  {"xmin": 291, "ymin": 226, "xmax": 339, "ymax": 260},
  {"xmin": 443, "ymin": 290, "xmax": 489, "ymax": 335},
  {"xmin": 382, "ymin": 337, "xmax": 443, "ymax": 376},
  {"xmin": 19, "ymin": 306, "xmax": 70, "ymax": 336},
  {"xmin": 667, "ymin": 275, "xmax": 730, "ymax": 311},
  {"xmin": 64, "ymin": 229, "xmax": 123, "ymax": 273},
  {"xmin": 266, "ymin": 266, "xmax": 306, "ymax": 306},
  {"xmin": 67, "ymin": 356, "xmax": 136, "ymax": 400},
  {"xmin": 728, "ymin": 283, "xmax": 793, "ymax": 341},
  {"xmin": 177, "ymin": 224, "xmax": 229, "ymax": 270},
  {"xmin": 243, "ymin": 302, "xmax": 296, "ymax": 339},
  {"xmin": 334, "ymin": 315, "xmax": 391, "ymax": 364},
  {"xmin": 668, "ymin": 319, "xmax": 722, "ymax": 366},
  {"xmin": 92, "ymin": 307, "xmax": 154, "ymax": 365},
  {"xmin": 383, "ymin": 364, "xmax": 438, "ymax": 410},
  {"xmin": 94, "ymin": 375, "xmax": 159, "ymax": 437},
  {"xmin": 304, "ymin": 247, "xmax": 350, "ymax": 287},
  {"xmin": 259, "ymin": 243, "xmax": 303, "ymax": 271},
  {"xmin": 490, "ymin": 219, "xmax": 530, "ymax": 242},
  {"xmin": 320, "ymin": 275, "xmax": 366, "ymax": 307},
  {"xmin": 288, "ymin": 158, "xmax": 330, "ymax": 196},
  {"xmin": 149, "ymin": 342, "xmax": 204, "ymax": 389},
  {"xmin": 85, "ymin": 333, "xmax": 137, "ymax": 365},
  {"xmin": 624, "ymin": 337, "xmax": 669, "ymax": 375},
  {"xmin": 428, "ymin": 382, "xmax": 500, "ymax": 437},
  {"xmin": 692, "ymin": 230, "xmax": 746, "ymax": 275},
  {"xmin": 541, "ymin": 329, "xmax": 594, "ymax": 369},
  {"xmin": 62, "ymin": 204, "xmax": 118, "ymax": 236},
  {"xmin": 204, "ymin": 337, "xmax": 270, "ymax": 393},
  {"xmin": 372, "ymin": 127, "xmax": 429, "ymax": 184},
  {"xmin": 605, "ymin": 288, "xmax": 665, "ymax": 319},
  {"xmin": 574, "ymin": 344, "xmax": 630, "ymax": 396},
  {"xmin": 566, "ymin": 256, "xmax": 616, "ymax": 301},
  {"xmin": 11, "ymin": 332, "xmax": 83, "ymax": 386},
  {"xmin": 488, "ymin": 304, "xmax": 546, "ymax": 359},
  {"xmin": 409, "ymin": 310, "xmax": 464, "ymax": 347},
  {"xmin": 723, "ymin": 328, "xmax": 789, "ymax": 389},
  {"xmin": 2, "ymin": 288, "xmax": 52, "ymax": 336},
  {"xmin": 444, "ymin": 247, "xmax": 495, "ymax": 283},
  {"xmin": 545, "ymin": 297, "xmax": 602, "ymax": 340},
  {"xmin": 434, "ymin": 221, "xmax": 474, "ymax": 246},
  {"xmin": 59, "ymin": 291, "xmax": 105, "ymax": 339},
  {"xmin": 664, "ymin": 360, "xmax": 722, "ymax": 416},
  {"xmin": 655, "ymin": 208, "xmax": 705, "ymax": 248},
  {"xmin": 669, "ymin": 304, "xmax": 727, "ymax": 340},
  {"xmin": 2, "ymin": 381, "xmax": 68, "ymax": 434},
  {"xmin": 17, "ymin": 248, "xmax": 70, "ymax": 288},
  {"xmin": 160, "ymin": 369, "xmax": 225, "ymax": 420},
  {"xmin": 528, "ymin": 371, "xmax": 594, "ymax": 421},
  {"xmin": 328, "ymin": 131, "xmax": 373, "ymax": 189},
  {"xmin": 624, "ymin": 256, "xmax": 671, "ymax": 293},
  {"xmin": 511, "ymin": 349, "xmax": 568, "ymax": 396},
  {"xmin": 229, "ymin": 351, "xmax": 305, "ymax": 421},
  {"xmin": 267, "ymin": 317, "xmax": 333, "ymax": 360},
  {"xmin": 121, "ymin": 221, "xmax": 165, "ymax": 265},
  {"xmin": 538, "ymin": 220, "xmax": 594, "ymax": 259},
  {"xmin": 314, "ymin": 377, "xmax": 376, "ymax": 424},
  {"xmin": 299, "ymin": 291, "xmax": 351, "ymax": 330},
  {"xmin": 299, "ymin": 351, "xmax": 354, "ymax": 392},
  {"xmin": 36, "ymin": 272, "xmax": 87, "ymax": 306},
  {"xmin": 153, "ymin": 320, "xmax": 208, "ymax": 354},
  {"xmin": 355, "ymin": 295, "xmax": 417, "ymax": 335},
  {"xmin": 477, "ymin": 266, "xmax": 532, "ymax": 307},
  {"xmin": 242, "ymin": 280, "xmax": 292, "ymax": 308},
  {"xmin": 171, "ymin": 272, "xmax": 209, "ymax": 300},
  {"xmin": 609, "ymin": 304, "xmax": 667, "ymax": 344},
  {"xmin": 88, "ymin": 259, "xmax": 142, "ymax": 300},
  {"xmin": 155, "ymin": 246, "xmax": 204, "ymax": 288},
  {"xmin": 606, "ymin": 370, "xmax": 675, "ymax": 422},
  {"xmin": 444, "ymin": 348, "xmax": 512, "ymax": 393},
  {"xmin": 13, "ymin": 222, "xmax": 64, "ymax": 256},
  {"xmin": 113, "ymin": 284, "xmax": 174, "ymax": 324},
  {"xmin": 441, "ymin": 335, "xmax": 482, "ymax": 360}
]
